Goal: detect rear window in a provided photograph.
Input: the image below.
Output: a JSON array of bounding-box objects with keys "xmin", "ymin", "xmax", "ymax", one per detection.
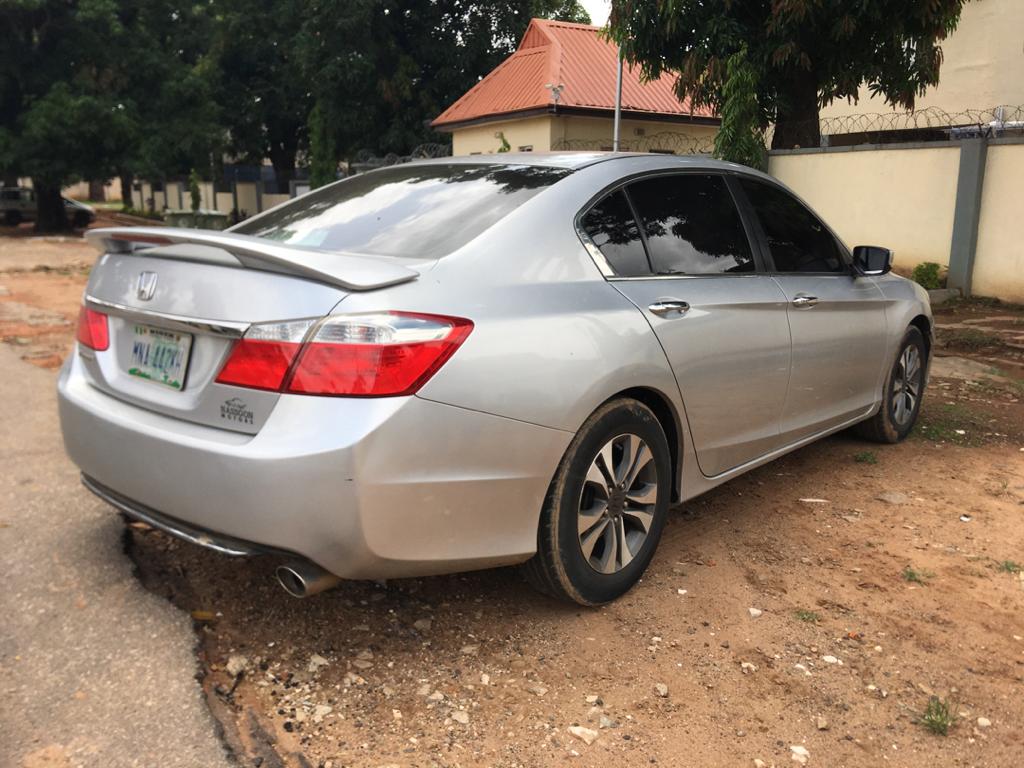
[{"xmin": 233, "ymin": 163, "xmax": 572, "ymax": 259}]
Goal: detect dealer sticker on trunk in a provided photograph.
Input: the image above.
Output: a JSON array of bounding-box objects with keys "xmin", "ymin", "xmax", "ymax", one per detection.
[{"xmin": 127, "ymin": 323, "xmax": 192, "ymax": 390}]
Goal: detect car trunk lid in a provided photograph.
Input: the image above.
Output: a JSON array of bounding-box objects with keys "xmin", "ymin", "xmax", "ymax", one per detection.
[{"xmin": 77, "ymin": 229, "xmax": 420, "ymax": 434}]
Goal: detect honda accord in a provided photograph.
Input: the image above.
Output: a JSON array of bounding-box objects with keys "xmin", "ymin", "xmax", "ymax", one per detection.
[{"xmin": 58, "ymin": 153, "xmax": 931, "ymax": 605}]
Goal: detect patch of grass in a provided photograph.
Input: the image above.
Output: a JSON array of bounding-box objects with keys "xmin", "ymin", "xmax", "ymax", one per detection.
[
  {"xmin": 914, "ymin": 403, "xmax": 979, "ymax": 446},
  {"xmin": 794, "ymin": 609, "xmax": 820, "ymax": 623},
  {"xmin": 902, "ymin": 566, "xmax": 935, "ymax": 584},
  {"xmin": 918, "ymin": 696, "xmax": 956, "ymax": 736},
  {"xmin": 940, "ymin": 327, "xmax": 1004, "ymax": 351},
  {"xmin": 997, "ymin": 560, "xmax": 1021, "ymax": 574},
  {"xmin": 960, "ymin": 295, "xmax": 1024, "ymax": 312},
  {"xmin": 853, "ymin": 450, "xmax": 877, "ymax": 464}
]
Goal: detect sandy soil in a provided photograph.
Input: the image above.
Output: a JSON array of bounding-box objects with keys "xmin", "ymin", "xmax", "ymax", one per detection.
[{"xmin": 4, "ymin": 238, "xmax": 1023, "ymax": 768}]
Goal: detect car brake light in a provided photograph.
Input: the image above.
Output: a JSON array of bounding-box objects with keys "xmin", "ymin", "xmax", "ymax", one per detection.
[
  {"xmin": 76, "ymin": 306, "xmax": 109, "ymax": 351},
  {"xmin": 216, "ymin": 312, "xmax": 472, "ymax": 397},
  {"xmin": 214, "ymin": 319, "xmax": 315, "ymax": 391}
]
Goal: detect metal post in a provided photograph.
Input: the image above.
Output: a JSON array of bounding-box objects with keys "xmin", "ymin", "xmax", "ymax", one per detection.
[
  {"xmin": 947, "ymin": 137, "xmax": 988, "ymax": 297},
  {"xmin": 613, "ymin": 52, "xmax": 623, "ymax": 151}
]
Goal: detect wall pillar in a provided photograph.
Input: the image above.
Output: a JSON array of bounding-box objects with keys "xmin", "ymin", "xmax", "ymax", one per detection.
[{"xmin": 947, "ymin": 138, "xmax": 988, "ymax": 296}]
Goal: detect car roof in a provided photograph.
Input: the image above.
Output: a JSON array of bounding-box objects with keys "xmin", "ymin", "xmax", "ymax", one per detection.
[{"xmin": 410, "ymin": 151, "xmax": 769, "ymax": 177}]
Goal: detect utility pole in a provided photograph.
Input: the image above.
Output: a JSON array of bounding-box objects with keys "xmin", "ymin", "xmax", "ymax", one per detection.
[{"xmin": 613, "ymin": 50, "xmax": 623, "ymax": 151}]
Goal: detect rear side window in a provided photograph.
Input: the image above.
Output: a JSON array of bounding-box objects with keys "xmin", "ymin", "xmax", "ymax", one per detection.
[
  {"xmin": 233, "ymin": 163, "xmax": 572, "ymax": 259},
  {"xmin": 738, "ymin": 178, "xmax": 846, "ymax": 273},
  {"xmin": 627, "ymin": 174, "xmax": 755, "ymax": 275},
  {"xmin": 580, "ymin": 190, "xmax": 650, "ymax": 277}
]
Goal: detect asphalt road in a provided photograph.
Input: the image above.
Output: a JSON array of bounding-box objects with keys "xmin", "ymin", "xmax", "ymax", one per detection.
[{"xmin": 0, "ymin": 345, "xmax": 231, "ymax": 767}]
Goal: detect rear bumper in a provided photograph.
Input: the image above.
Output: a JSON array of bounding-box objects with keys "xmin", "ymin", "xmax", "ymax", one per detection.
[{"xmin": 58, "ymin": 353, "xmax": 572, "ymax": 579}]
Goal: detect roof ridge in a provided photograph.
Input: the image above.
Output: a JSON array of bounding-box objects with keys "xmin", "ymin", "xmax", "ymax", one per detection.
[
  {"xmin": 432, "ymin": 17, "xmax": 718, "ymax": 128},
  {"xmin": 533, "ymin": 18, "xmax": 602, "ymax": 31}
]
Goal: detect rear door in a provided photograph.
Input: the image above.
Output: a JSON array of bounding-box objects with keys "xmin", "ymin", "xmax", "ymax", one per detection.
[
  {"xmin": 583, "ymin": 172, "xmax": 792, "ymax": 478},
  {"xmin": 734, "ymin": 177, "xmax": 888, "ymax": 441}
]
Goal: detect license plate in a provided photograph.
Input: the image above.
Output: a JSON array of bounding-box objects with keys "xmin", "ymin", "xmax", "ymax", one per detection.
[{"xmin": 127, "ymin": 324, "xmax": 192, "ymax": 390}]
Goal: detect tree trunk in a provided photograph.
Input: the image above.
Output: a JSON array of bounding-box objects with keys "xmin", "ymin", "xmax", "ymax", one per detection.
[
  {"xmin": 33, "ymin": 180, "xmax": 70, "ymax": 233},
  {"xmin": 268, "ymin": 142, "xmax": 297, "ymax": 195},
  {"xmin": 771, "ymin": 70, "xmax": 821, "ymax": 150},
  {"xmin": 119, "ymin": 171, "xmax": 134, "ymax": 210},
  {"xmin": 88, "ymin": 179, "xmax": 106, "ymax": 202}
]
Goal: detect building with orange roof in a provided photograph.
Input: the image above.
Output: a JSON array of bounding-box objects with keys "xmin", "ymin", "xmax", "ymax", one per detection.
[{"xmin": 432, "ymin": 19, "xmax": 720, "ymax": 156}]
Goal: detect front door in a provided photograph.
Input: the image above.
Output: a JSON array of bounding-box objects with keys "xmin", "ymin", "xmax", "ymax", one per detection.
[
  {"xmin": 735, "ymin": 177, "xmax": 889, "ymax": 441},
  {"xmin": 581, "ymin": 173, "xmax": 792, "ymax": 477}
]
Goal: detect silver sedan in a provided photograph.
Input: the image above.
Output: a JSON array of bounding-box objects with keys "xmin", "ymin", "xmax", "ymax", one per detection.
[{"xmin": 58, "ymin": 153, "xmax": 931, "ymax": 605}]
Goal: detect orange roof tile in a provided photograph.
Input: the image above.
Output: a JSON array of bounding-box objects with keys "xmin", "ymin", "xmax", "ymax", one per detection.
[{"xmin": 432, "ymin": 19, "xmax": 717, "ymax": 128}]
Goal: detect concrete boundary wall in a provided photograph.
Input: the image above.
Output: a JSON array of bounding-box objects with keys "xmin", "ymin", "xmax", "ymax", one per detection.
[
  {"xmin": 973, "ymin": 142, "xmax": 1024, "ymax": 302},
  {"xmin": 769, "ymin": 137, "xmax": 1024, "ymax": 303}
]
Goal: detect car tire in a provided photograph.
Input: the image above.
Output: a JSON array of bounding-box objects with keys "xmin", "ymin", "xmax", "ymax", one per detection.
[
  {"xmin": 854, "ymin": 326, "xmax": 927, "ymax": 444},
  {"xmin": 4, "ymin": 210, "xmax": 21, "ymax": 226},
  {"xmin": 72, "ymin": 211, "xmax": 91, "ymax": 229},
  {"xmin": 523, "ymin": 398, "xmax": 671, "ymax": 605}
]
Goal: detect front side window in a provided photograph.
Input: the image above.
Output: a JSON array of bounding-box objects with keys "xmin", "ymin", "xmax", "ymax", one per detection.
[
  {"xmin": 738, "ymin": 178, "xmax": 846, "ymax": 273},
  {"xmin": 580, "ymin": 190, "xmax": 650, "ymax": 277},
  {"xmin": 234, "ymin": 163, "xmax": 572, "ymax": 259},
  {"xmin": 627, "ymin": 174, "xmax": 755, "ymax": 275}
]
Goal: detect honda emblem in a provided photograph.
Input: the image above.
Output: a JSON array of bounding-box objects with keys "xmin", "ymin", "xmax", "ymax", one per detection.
[{"xmin": 136, "ymin": 271, "xmax": 158, "ymax": 301}]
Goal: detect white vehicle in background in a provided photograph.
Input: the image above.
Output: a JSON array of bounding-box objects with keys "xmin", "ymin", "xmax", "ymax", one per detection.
[{"xmin": 1, "ymin": 186, "xmax": 96, "ymax": 228}]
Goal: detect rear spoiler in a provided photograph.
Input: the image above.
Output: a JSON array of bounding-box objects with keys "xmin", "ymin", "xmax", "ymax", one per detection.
[{"xmin": 84, "ymin": 227, "xmax": 419, "ymax": 291}]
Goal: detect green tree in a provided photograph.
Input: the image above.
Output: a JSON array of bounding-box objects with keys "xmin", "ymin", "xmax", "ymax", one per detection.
[
  {"xmin": 0, "ymin": 1, "xmax": 125, "ymax": 230},
  {"xmin": 607, "ymin": 0, "xmax": 969, "ymax": 150},
  {"xmin": 299, "ymin": 0, "xmax": 591, "ymax": 168},
  {"xmin": 189, "ymin": 168, "xmax": 202, "ymax": 212},
  {"xmin": 713, "ymin": 47, "xmax": 767, "ymax": 170},
  {"xmin": 208, "ymin": 0, "xmax": 309, "ymax": 193},
  {"xmin": 113, "ymin": 0, "xmax": 222, "ymax": 203},
  {"xmin": 307, "ymin": 100, "xmax": 338, "ymax": 189},
  {"xmin": 0, "ymin": 0, "xmax": 221, "ymax": 229}
]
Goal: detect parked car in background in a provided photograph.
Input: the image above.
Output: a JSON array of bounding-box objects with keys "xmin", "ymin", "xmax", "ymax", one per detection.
[
  {"xmin": 58, "ymin": 153, "xmax": 932, "ymax": 606},
  {"xmin": 1, "ymin": 186, "xmax": 96, "ymax": 228}
]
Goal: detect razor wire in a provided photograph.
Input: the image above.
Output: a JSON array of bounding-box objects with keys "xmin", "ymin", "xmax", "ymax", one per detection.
[{"xmin": 552, "ymin": 132, "xmax": 716, "ymax": 154}]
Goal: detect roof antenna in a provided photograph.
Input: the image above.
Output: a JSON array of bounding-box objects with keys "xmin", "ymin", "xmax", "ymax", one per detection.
[{"xmin": 544, "ymin": 83, "xmax": 565, "ymax": 110}]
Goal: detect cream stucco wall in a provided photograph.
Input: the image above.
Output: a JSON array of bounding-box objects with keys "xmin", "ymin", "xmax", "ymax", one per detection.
[
  {"xmin": 450, "ymin": 114, "xmax": 719, "ymax": 155},
  {"xmin": 234, "ymin": 182, "xmax": 260, "ymax": 217},
  {"xmin": 451, "ymin": 116, "xmax": 555, "ymax": 155},
  {"xmin": 820, "ymin": 0, "xmax": 1024, "ymax": 119},
  {"xmin": 768, "ymin": 146, "xmax": 961, "ymax": 269},
  {"xmin": 972, "ymin": 142, "xmax": 1024, "ymax": 302},
  {"xmin": 550, "ymin": 114, "xmax": 718, "ymax": 151}
]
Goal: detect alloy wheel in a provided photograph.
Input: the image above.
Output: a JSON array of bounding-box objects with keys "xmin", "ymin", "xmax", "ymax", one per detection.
[
  {"xmin": 892, "ymin": 344, "xmax": 922, "ymax": 426},
  {"xmin": 576, "ymin": 433, "xmax": 658, "ymax": 574}
]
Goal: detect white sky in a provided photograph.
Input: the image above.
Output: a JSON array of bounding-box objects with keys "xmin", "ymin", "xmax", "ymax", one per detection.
[{"xmin": 580, "ymin": 0, "xmax": 611, "ymax": 25}]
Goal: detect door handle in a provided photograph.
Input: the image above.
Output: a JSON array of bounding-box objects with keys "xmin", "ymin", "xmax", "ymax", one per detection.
[
  {"xmin": 791, "ymin": 294, "xmax": 819, "ymax": 308},
  {"xmin": 648, "ymin": 300, "xmax": 690, "ymax": 317}
]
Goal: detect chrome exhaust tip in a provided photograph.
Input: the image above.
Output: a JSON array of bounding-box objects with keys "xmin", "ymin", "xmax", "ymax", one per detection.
[{"xmin": 276, "ymin": 561, "xmax": 341, "ymax": 598}]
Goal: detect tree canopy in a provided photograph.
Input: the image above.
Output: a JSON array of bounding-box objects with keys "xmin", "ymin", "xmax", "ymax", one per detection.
[
  {"xmin": 608, "ymin": 0, "xmax": 969, "ymax": 149},
  {"xmin": 0, "ymin": 0, "xmax": 589, "ymax": 231}
]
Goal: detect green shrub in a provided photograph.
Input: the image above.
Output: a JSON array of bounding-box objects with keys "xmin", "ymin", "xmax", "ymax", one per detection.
[
  {"xmin": 188, "ymin": 168, "xmax": 201, "ymax": 212},
  {"xmin": 911, "ymin": 262, "xmax": 943, "ymax": 290}
]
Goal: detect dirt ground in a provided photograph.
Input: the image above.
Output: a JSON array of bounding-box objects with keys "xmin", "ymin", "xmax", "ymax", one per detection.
[{"xmin": 2, "ymin": 235, "xmax": 1022, "ymax": 768}]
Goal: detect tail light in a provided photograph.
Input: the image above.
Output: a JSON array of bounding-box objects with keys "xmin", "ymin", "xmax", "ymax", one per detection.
[
  {"xmin": 76, "ymin": 306, "xmax": 109, "ymax": 351},
  {"xmin": 216, "ymin": 312, "xmax": 472, "ymax": 397},
  {"xmin": 214, "ymin": 319, "xmax": 314, "ymax": 391}
]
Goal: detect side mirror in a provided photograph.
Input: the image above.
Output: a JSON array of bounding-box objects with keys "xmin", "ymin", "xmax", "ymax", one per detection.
[{"xmin": 852, "ymin": 245, "xmax": 893, "ymax": 276}]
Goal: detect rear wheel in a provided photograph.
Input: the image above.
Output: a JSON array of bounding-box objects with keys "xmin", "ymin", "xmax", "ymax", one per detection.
[
  {"xmin": 72, "ymin": 210, "xmax": 91, "ymax": 228},
  {"xmin": 4, "ymin": 210, "xmax": 21, "ymax": 226},
  {"xmin": 855, "ymin": 326, "xmax": 926, "ymax": 443},
  {"xmin": 523, "ymin": 398, "xmax": 671, "ymax": 605}
]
